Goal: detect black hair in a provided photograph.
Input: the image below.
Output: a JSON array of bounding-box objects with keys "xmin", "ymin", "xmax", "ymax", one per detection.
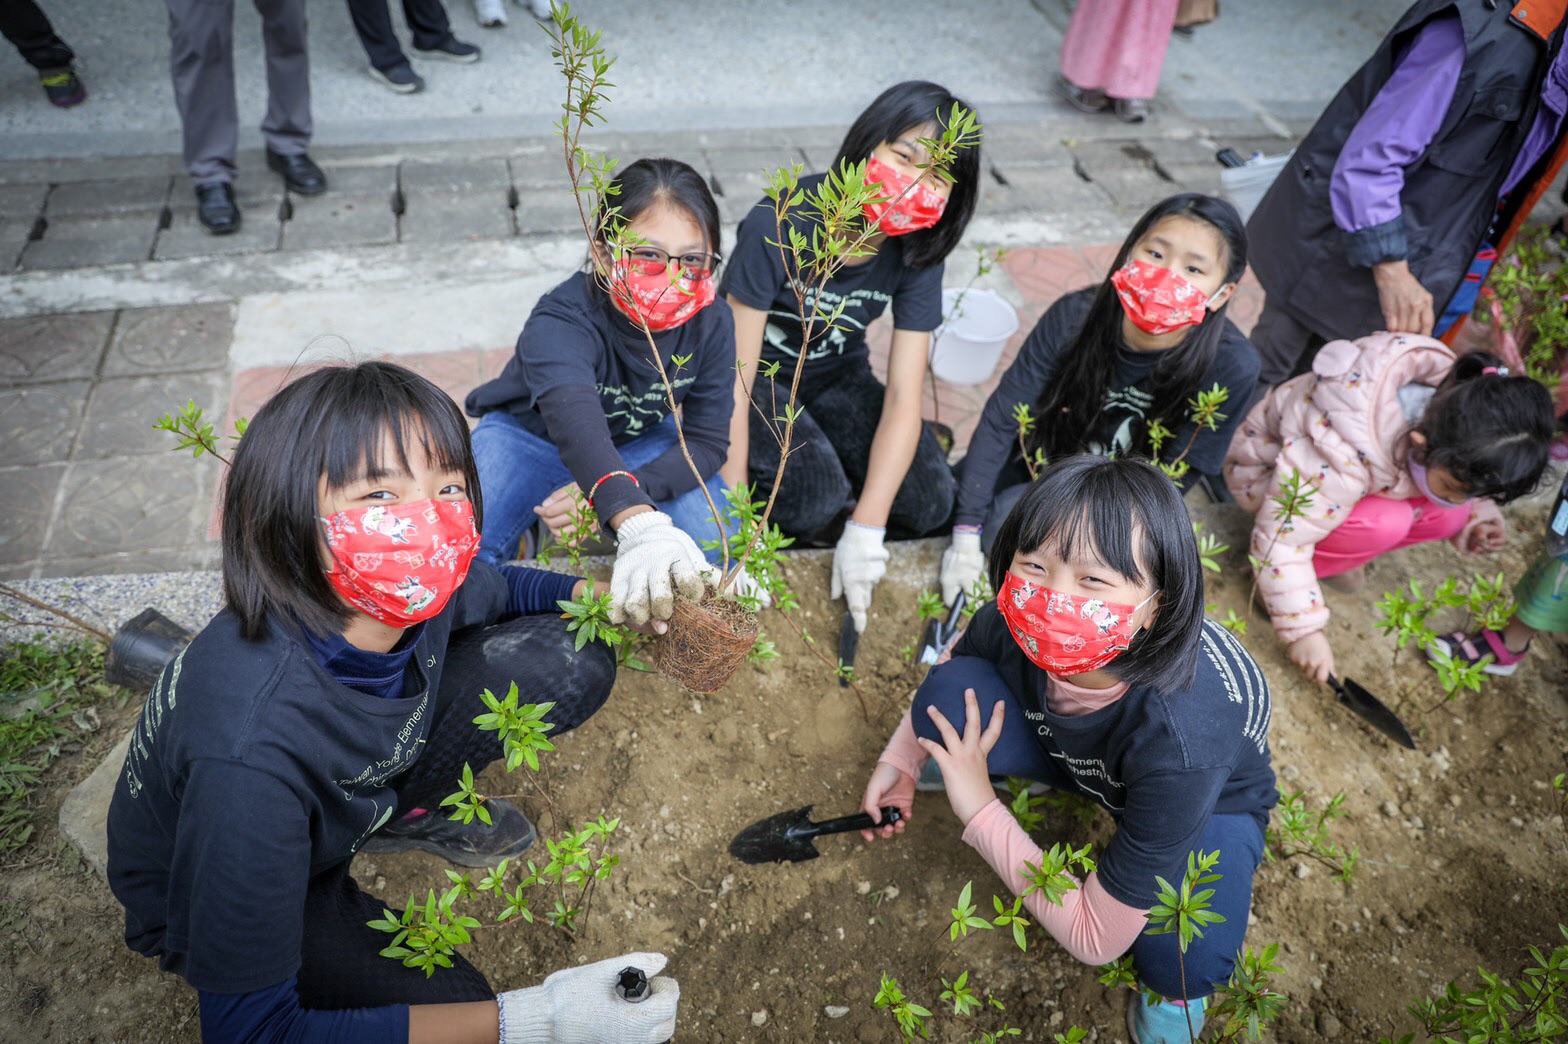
[
  {"xmin": 1028, "ymin": 194, "xmax": 1248, "ymax": 466},
  {"xmin": 221, "ymin": 360, "xmax": 481, "ymax": 641},
  {"xmin": 1411, "ymin": 350, "xmax": 1556, "ymax": 504},
  {"xmin": 832, "ymin": 80, "xmax": 982, "ymax": 270},
  {"xmin": 592, "ymin": 156, "xmax": 721, "ymax": 265},
  {"xmin": 986, "ymin": 455, "xmax": 1206, "ymax": 694}
]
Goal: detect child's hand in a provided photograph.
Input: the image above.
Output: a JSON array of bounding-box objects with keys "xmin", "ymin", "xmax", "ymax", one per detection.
[
  {"xmin": 1289, "ymin": 631, "xmax": 1336, "ymax": 684},
  {"xmin": 534, "ymin": 482, "xmax": 584, "ymax": 538},
  {"xmin": 860, "ymin": 762, "xmax": 915, "ymax": 842},
  {"xmin": 1464, "ymin": 517, "xmax": 1506, "ymax": 553},
  {"xmin": 916, "ymin": 689, "xmax": 1006, "ymax": 827}
]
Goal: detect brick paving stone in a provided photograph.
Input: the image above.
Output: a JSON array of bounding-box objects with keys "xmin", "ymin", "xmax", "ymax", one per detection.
[
  {"xmin": 306, "ymin": 164, "xmax": 398, "ymax": 199},
  {"xmin": 400, "ymin": 158, "xmax": 510, "ymax": 195},
  {"xmin": 0, "ymin": 311, "xmax": 114, "ymax": 383},
  {"xmin": 398, "ymin": 194, "xmax": 514, "ymax": 243},
  {"xmin": 374, "ymin": 349, "xmax": 490, "ymax": 407},
  {"xmin": 980, "ymin": 166, "xmax": 1111, "ymax": 216},
  {"xmin": 507, "ymin": 151, "xmax": 566, "ymax": 190},
  {"xmin": 0, "ymin": 184, "xmax": 48, "ymax": 222},
  {"xmin": 21, "ymin": 214, "xmax": 159, "ymax": 270},
  {"xmin": 46, "ymin": 177, "xmax": 173, "ymax": 217},
  {"xmin": 0, "ymin": 462, "xmax": 65, "ymax": 565},
  {"xmin": 0, "ymin": 381, "xmax": 89, "ymax": 466},
  {"xmin": 224, "ymin": 365, "xmax": 296, "ymax": 435},
  {"xmin": 794, "ymin": 139, "xmax": 841, "ymax": 171},
  {"xmin": 0, "ymin": 220, "xmax": 34, "ymax": 272},
  {"xmin": 281, "ymin": 194, "xmax": 398, "ymax": 251},
  {"xmin": 1001, "ymin": 245, "xmax": 1101, "ymax": 305},
  {"xmin": 154, "ymin": 205, "xmax": 282, "ymax": 261},
  {"xmin": 104, "ymin": 303, "xmax": 235, "ymax": 377},
  {"xmin": 80, "ymin": 372, "xmax": 228, "ymax": 459},
  {"xmin": 513, "ymin": 186, "xmax": 589, "ymax": 237},
  {"xmin": 49, "ymin": 455, "xmax": 217, "ymax": 558},
  {"xmin": 981, "ymin": 124, "xmax": 1076, "ymax": 167}
]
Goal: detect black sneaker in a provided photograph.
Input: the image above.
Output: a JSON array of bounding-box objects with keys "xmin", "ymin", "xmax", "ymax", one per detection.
[
  {"xmin": 39, "ymin": 67, "xmax": 86, "ymax": 108},
  {"xmin": 360, "ymin": 799, "xmax": 537, "ymax": 867},
  {"xmin": 414, "ymin": 36, "xmax": 482, "ymax": 63},
  {"xmin": 369, "ymin": 62, "xmax": 426, "ymax": 94}
]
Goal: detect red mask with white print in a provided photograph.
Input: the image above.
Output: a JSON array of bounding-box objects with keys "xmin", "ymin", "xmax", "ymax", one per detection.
[
  {"xmin": 320, "ymin": 500, "xmax": 480, "ymax": 626},
  {"xmin": 1110, "ymin": 260, "xmax": 1211, "ymax": 335},
  {"xmin": 608, "ymin": 259, "xmax": 716, "ymax": 332},
  {"xmin": 862, "ymin": 157, "xmax": 948, "ymax": 236},
  {"xmin": 995, "ymin": 572, "xmax": 1155, "ymax": 675}
]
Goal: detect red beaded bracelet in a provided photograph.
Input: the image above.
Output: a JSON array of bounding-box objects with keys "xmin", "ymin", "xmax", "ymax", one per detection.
[{"xmin": 586, "ymin": 469, "xmax": 639, "ymax": 510}]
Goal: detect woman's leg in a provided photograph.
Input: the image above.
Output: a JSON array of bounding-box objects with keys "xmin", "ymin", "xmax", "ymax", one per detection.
[
  {"xmin": 470, "ymin": 412, "xmax": 575, "ymax": 566},
  {"xmin": 747, "ymin": 375, "xmax": 852, "ymax": 540},
  {"xmin": 1312, "ymin": 496, "xmax": 1417, "ymax": 578},
  {"xmin": 391, "ymin": 614, "xmax": 617, "ymax": 815},
  {"xmin": 1128, "ymin": 812, "xmax": 1266, "ymax": 999},
  {"xmin": 614, "ymin": 418, "xmax": 733, "ymax": 564},
  {"xmin": 910, "ymin": 656, "xmax": 1075, "ymax": 790},
  {"xmin": 295, "ymin": 860, "xmax": 494, "ymax": 1008},
  {"xmin": 1058, "ymin": 0, "xmax": 1180, "ymax": 100},
  {"xmin": 805, "ymin": 364, "xmax": 957, "ymax": 538}
]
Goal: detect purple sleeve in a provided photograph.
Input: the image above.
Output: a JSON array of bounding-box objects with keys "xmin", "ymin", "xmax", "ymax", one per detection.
[
  {"xmin": 1330, "ymin": 13, "xmax": 1465, "ymax": 266},
  {"xmin": 200, "ymin": 978, "xmax": 410, "ymax": 1044}
]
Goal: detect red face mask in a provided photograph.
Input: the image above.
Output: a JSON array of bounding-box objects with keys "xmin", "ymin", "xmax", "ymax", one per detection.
[
  {"xmin": 320, "ymin": 499, "xmax": 480, "ymax": 626},
  {"xmin": 1110, "ymin": 260, "xmax": 1212, "ymax": 336},
  {"xmin": 996, "ymin": 572, "xmax": 1154, "ymax": 676},
  {"xmin": 862, "ymin": 157, "xmax": 947, "ymax": 236},
  {"xmin": 608, "ymin": 258, "xmax": 716, "ymax": 332}
]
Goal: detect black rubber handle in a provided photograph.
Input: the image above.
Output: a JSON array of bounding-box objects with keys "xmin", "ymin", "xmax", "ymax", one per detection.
[{"xmin": 807, "ymin": 807, "xmax": 903, "ymax": 838}]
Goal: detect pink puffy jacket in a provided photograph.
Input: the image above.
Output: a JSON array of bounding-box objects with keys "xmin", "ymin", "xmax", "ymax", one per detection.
[{"xmin": 1223, "ymin": 332, "xmax": 1502, "ymax": 644}]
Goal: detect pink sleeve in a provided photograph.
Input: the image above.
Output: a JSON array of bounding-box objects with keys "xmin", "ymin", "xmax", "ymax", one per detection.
[
  {"xmin": 876, "ymin": 710, "xmax": 929, "ymax": 782},
  {"xmin": 960, "ymin": 799, "xmax": 1148, "ymax": 965}
]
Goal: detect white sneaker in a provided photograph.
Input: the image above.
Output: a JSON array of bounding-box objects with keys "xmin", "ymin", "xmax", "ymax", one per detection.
[
  {"xmin": 474, "ymin": 0, "xmax": 507, "ymax": 26},
  {"xmin": 515, "ymin": 0, "xmax": 553, "ymax": 19}
]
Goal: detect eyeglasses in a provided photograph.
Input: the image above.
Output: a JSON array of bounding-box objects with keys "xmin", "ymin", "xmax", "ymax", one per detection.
[{"xmin": 620, "ymin": 246, "xmax": 721, "ymax": 281}]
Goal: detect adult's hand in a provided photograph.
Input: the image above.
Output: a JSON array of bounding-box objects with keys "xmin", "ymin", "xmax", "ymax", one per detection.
[
  {"xmin": 940, "ymin": 530, "xmax": 985, "ymax": 605},
  {"xmin": 1372, "ymin": 260, "xmax": 1434, "ymax": 336},
  {"xmin": 832, "ymin": 521, "xmax": 890, "ymax": 633},
  {"xmin": 609, "ymin": 511, "xmax": 712, "ymax": 629},
  {"xmin": 1289, "ymin": 631, "xmax": 1337, "ymax": 685},
  {"xmin": 497, "ymin": 951, "xmax": 678, "ymax": 1044}
]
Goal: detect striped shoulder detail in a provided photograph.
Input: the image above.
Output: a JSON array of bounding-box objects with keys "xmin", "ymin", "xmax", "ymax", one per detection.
[{"xmin": 1198, "ymin": 619, "xmax": 1272, "ymax": 754}]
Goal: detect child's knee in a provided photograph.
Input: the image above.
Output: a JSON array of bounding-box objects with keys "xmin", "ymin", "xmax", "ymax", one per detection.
[
  {"xmin": 1329, "ymin": 497, "xmax": 1416, "ymax": 549},
  {"xmin": 911, "ymin": 657, "xmax": 1010, "ymax": 743}
]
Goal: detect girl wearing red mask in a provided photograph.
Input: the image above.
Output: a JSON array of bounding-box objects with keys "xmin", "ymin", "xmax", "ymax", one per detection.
[
  {"xmin": 719, "ymin": 80, "xmax": 982, "ymax": 637},
  {"xmin": 467, "ymin": 157, "xmax": 735, "ymax": 631},
  {"xmin": 107, "ymin": 361, "xmax": 678, "ymax": 1043},
  {"xmin": 940, "ymin": 194, "xmax": 1257, "ymax": 608},
  {"xmin": 863, "ymin": 455, "xmax": 1277, "ymax": 1043}
]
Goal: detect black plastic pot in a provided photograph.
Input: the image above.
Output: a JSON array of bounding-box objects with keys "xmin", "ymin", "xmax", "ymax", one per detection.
[{"xmin": 105, "ymin": 608, "xmax": 193, "ymax": 690}]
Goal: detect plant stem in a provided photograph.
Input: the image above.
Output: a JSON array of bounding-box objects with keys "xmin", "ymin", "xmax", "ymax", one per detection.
[{"xmin": 0, "ymin": 583, "xmax": 112, "ymax": 643}]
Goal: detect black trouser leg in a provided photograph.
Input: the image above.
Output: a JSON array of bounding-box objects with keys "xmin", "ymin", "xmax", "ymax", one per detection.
[
  {"xmin": 0, "ymin": 0, "xmax": 73, "ymax": 69},
  {"xmin": 747, "ymin": 375, "xmax": 854, "ymax": 541},
  {"xmin": 400, "ymin": 0, "xmax": 453, "ymax": 49},
  {"xmin": 343, "ymin": 0, "xmax": 408, "ymax": 70},
  {"xmin": 391, "ymin": 614, "xmax": 616, "ymax": 815},
  {"xmin": 295, "ymin": 860, "xmax": 494, "ymax": 1008}
]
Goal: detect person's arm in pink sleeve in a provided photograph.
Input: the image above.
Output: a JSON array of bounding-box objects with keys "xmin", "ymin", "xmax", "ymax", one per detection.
[
  {"xmin": 961, "ymin": 800, "xmax": 1147, "ymax": 965},
  {"xmin": 877, "ymin": 710, "xmax": 929, "ymax": 782}
]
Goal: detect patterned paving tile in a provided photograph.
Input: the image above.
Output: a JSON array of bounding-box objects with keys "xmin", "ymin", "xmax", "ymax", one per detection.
[
  {"xmin": 103, "ymin": 303, "xmax": 235, "ymax": 377},
  {"xmin": 0, "ymin": 311, "xmax": 114, "ymax": 385}
]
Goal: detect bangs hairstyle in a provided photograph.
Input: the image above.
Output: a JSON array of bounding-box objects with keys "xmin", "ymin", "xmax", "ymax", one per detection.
[
  {"xmin": 221, "ymin": 360, "xmax": 480, "ymax": 641},
  {"xmin": 833, "ymin": 80, "xmax": 982, "ymax": 270},
  {"xmin": 986, "ymin": 455, "xmax": 1206, "ymax": 694},
  {"xmin": 1414, "ymin": 350, "xmax": 1556, "ymax": 504},
  {"xmin": 1028, "ymin": 194, "xmax": 1247, "ymax": 471},
  {"xmin": 589, "ymin": 157, "xmax": 722, "ymax": 289}
]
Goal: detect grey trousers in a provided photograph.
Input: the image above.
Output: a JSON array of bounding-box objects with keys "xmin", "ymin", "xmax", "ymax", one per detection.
[
  {"xmin": 164, "ymin": 0, "xmax": 312, "ymax": 184},
  {"xmin": 1251, "ymin": 299, "xmax": 1326, "ymax": 389}
]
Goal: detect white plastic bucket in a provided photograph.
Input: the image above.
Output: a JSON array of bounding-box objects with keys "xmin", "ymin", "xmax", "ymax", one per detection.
[
  {"xmin": 1219, "ymin": 151, "xmax": 1293, "ymax": 222},
  {"xmin": 930, "ymin": 287, "xmax": 1019, "ymax": 385}
]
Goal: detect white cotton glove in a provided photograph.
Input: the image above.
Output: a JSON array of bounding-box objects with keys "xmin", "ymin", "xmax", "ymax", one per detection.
[
  {"xmin": 498, "ymin": 951, "xmax": 679, "ymax": 1044},
  {"xmin": 724, "ymin": 563, "xmax": 773, "ymax": 609},
  {"xmin": 940, "ymin": 530, "xmax": 986, "ymax": 605},
  {"xmin": 831, "ymin": 521, "xmax": 890, "ymax": 634},
  {"xmin": 610, "ymin": 511, "xmax": 714, "ymax": 626}
]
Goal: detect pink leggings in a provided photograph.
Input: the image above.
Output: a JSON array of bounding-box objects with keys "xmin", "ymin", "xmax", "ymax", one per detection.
[{"xmin": 1313, "ymin": 496, "xmax": 1472, "ymax": 578}]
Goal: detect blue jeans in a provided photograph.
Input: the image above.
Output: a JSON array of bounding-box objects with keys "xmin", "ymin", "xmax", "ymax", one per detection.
[
  {"xmin": 470, "ymin": 412, "xmax": 731, "ymax": 566},
  {"xmin": 914, "ymin": 656, "xmax": 1267, "ymax": 1000}
]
